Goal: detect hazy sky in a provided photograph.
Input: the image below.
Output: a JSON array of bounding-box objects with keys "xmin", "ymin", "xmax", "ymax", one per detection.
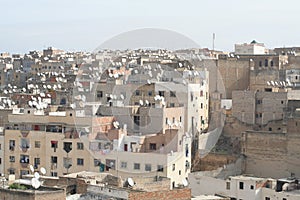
[{"xmin": 1, "ymin": 0, "xmax": 300, "ymax": 53}]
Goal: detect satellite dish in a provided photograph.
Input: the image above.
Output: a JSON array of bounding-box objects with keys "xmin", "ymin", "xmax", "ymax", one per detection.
[
  {"xmin": 113, "ymin": 121, "xmax": 119, "ymax": 129},
  {"xmin": 34, "ymin": 172, "xmax": 40, "ymax": 179},
  {"xmin": 31, "ymin": 177, "xmax": 41, "ymax": 189},
  {"xmin": 29, "ymin": 165, "xmax": 34, "ymax": 173},
  {"xmin": 145, "ymin": 100, "xmax": 149, "ymax": 105},
  {"xmin": 40, "ymin": 167, "xmax": 46, "ymax": 175},
  {"xmin": 182, "ymin": 178, "xmax": 188, "ymax": 187},
  {"xmin": 79, "ymin": 101, "xmax": 84, "ymax": 108},
  {"xmin": 127, "ymin": 178, "xmax": 134, "ymax": 187},
  {"xmin": 139, "ymin": 100, "xmax": 143, "ymax": 106}
]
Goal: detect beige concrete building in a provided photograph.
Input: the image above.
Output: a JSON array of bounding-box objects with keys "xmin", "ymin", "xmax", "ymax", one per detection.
[{"xmin": 4, "ymin": 107, "xmax": 114, "ymax": 178}]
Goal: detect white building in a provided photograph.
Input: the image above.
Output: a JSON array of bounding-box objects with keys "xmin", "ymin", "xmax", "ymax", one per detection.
[{"xmin": 235, "ymin": 40, "xmax": 266, "ymax": 55}]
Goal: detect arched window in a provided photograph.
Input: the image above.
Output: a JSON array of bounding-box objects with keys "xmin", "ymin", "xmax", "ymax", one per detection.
[{"xmin": 270, "ymin": 60, "xmax": 274, "ymax": 67}]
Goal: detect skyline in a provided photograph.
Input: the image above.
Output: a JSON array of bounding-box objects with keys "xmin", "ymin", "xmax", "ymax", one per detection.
[{"xmin": 1, "ymin": 0, "xmax": 300, "ymax": 53}]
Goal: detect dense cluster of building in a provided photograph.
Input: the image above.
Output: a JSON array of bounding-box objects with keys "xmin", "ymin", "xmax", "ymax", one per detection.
[{"xmin": 0, "ymin": 41, "xmax": 299, "ymax": 200}]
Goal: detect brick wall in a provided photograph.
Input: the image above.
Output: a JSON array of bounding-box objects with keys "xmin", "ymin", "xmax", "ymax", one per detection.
[{"xmin": 128, "ymin": 188, "xmax": 191, "ymax": 200}]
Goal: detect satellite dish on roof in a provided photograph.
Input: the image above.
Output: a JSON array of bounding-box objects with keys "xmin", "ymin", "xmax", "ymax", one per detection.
[
  {"xmin": 127, "ymin": 178, "xmax": 134, "ymax": 187},
  {"xmin": 139, "ymin": 99, "xmax": 143, "ymax": 106},
  {"xmin": 34, "ymin": 172, "xmax": 40, "ymax": 179},
  {"xmin": 29, "ymin": 165, "xmax": 34, "ymax": 173},
  {"xmin": 113, "ymin": 121, "xmax": 120, "ymax": 129},
  {"xmin": 182, "ymin": 178, "xmax": 188, "ymax": 187},
  {"xmin": 31, "ymin": 177, "xmax": 41, "ymax": 189},
  {"xmin": 40, "ymin": 167, "xmax": 46, "ymax": 175}
]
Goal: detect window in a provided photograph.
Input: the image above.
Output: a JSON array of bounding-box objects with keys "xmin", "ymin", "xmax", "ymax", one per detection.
[
  {"xmin": 169, "ymin": 103, "xmax": 175, "ymax": 107},
  {"xmin": 97, "ymin": 91, "xmax": 103, "ymax": 98},
  {"xmin": 134, "ymin": 163, "xmax": 140, "ymax": 170},
  {"xmin": 148, "ymin": 91, "xmax": 153, "ymax": 96},
  {"xmin": 170, "ymin": 91, "xmax": 176, "ymax": 97},
  {"xmin": 9, "ymin": 156, "xmax": 15, "ymax": 162},
  {"xmin": 51, "ymin": 141, "xmax": 58, "ymax": 148},
  {"xmin": 121, "ymin": 162, "xmax": 127, "ymax": 168},
  {"xmin": 270, "ymin": 60, "xmax": 274, "ymax": 67},
  {"xmin": 0, "ymin": 158, "xmax": 1, "ymax": 164},
  {"xmin": 149, "ymin": 143, "xmax": 156, "ymax": 150},
  {"xmin": 20, "ymin": 138, "xmax": 29, "ymax": 149},
  {"xmin": 250, "ymin": 185, "xmax": 254, "ymax": 190},
  {"xmin": 158, "ymin": 91, "xmax": 164, "ymax": 97},
  {"xmin": 201, "ymin": 103, "xmax": 203, "ymax": 109},
  {"xmin": 200, "ymin": 90, "xmax": 203, "ymax": 97},
  {"xmin": 34, "ymin": 158, "xmax": 40, "ymax": 165},
  {"xmin": 51, "ymin": 156, "xmax": 57, "ymax": 164},
  {"xmin": 9, "ymin": 168, "xmax": 15, "ymax": 175},
  {"xmin": 257, "ymin": 100, "xmax": 262, "ymax": 104},
  {"xmin": 20, "ymin": 155, "xmax": 29, "ymax": 163},
  {"xmin": 51, "ymin": 172, "xmax": 58, "ymax": 177},
  {"xmin": 35, "ymin": 141, "xmax": 41, "ymax": 148},
  {"xmin": 77, "ymin": 142, "xmax": 84, "ymax": 150},
  {"xmin": 157, "ymin": 165, "xmax": 164, "ymax": 172},
  {"xmin": 172, "ymin": 117, "xmax": 175, "ymax": 123},
  {"xmin": 265, "ymin": 59, "xmax": 268, "ymax": 67},
  {"xmin": 179, "ymin": 170, "xmax": 181, "ymax": 175},
  {"xmin": 265, "ymin": 197, "xmax": 270, "ymax": 200},
  {"xmin": 135, "ymin": 90, "xmax": 140, "ymax": 96},
  {"xmin": 9, "ymin": 140, "xmax": 15, "ymax": 151},
  {"xmin": 63, "ymin": 142, "xmax": 72, "ymax": 153},
  {"xmin": 259, "ymin": 61, "xmax": 262, "ymax": 67},
  {"xmin": 165, "ymin": 118, "xmax": 168, "ymax": 125},
  {"xmin": 145, "ymin": 164, "xmax": 151, "ymax": 171},
  {"xmin": 239, "ymin": 182, "xmax": 244, "ymax": 190},
  {"xmin": 94, "ymin": 159, "xmax": 101, "ymax": 166},
  {"xmin": 179, "ymin": 116, "xmax": 182, "ymax": 122},
  {"xmin": 77, "ymin": 158, "xmax": 84, "ymax": 166},
  {"xmin": 226, "ymin": 182, "xmax": 230, "ymax": 190},
  {"xmin": 172, "ymin": 164, "xmax": 176, "ymax": 171}
]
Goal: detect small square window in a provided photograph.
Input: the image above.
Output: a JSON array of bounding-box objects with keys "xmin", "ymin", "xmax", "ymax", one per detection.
[
  {"xmin": 77, "ymin": 158, "xmax": 84, "ymax": 166},
  {"xmin": 145, "ymin": 164, "xmax": 151, "ymax": 171},
  {"xmin": 9, "ymin": 156, "xmax": 15, "ymax": 162},
  {"xmin": 135, "ymin": 90, "xmax": 140, "ymax": 96},
  {"xmin": 121, "ymin": 162, "xmax": 127, "ymax": 168},
  {"xmin": 250, "ymin": 185, "xmax": 254, "ymax": 190},
  {"xmin": 157, "ymin": 165, "xmax": 164, "ymax": 172},
  {"xmin": 134, "ymin": 163, "xmax": 140, "ymax": 170},
  {"xmin": 77, "ymin": 142, "xmax": 84, "ymax": 150},
  {"xmin": 35, "ymin": 141, "xmax": 41, "ymax": 148}
]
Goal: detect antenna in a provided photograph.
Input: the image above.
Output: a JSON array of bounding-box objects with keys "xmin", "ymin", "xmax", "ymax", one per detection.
[{"xmin": 212, "ymin": 33, "xmax": 215, "ymax": 51}]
